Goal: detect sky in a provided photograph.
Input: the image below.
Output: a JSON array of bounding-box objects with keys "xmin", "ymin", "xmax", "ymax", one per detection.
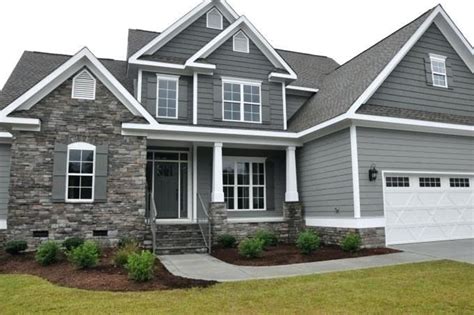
[{"xmin": 0, "ymin": 0, "xmax": 473, "ymax": 89}]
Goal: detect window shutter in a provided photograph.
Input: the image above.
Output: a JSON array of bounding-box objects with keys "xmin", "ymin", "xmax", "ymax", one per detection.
[
  {"xmin": 213, "ymin": 79, "xmax": 222, "ymax": 120},
  {"xmin": 178, "ymin": 79, "xmax": 188, "ymax": 119},
  {"xmin": 94, "ymin": 145, "xmax": 108, "ymax": 203},
  {"xmin": 52, "ymin": 143, "xmax": 67, "ymax": 202},
  {"xmin": 265, "ymin": 160, "xmax": 275, "ymax": 211},
  {"xmin": 72, "ymin": 70, "xmax": 96, "ymax": 100},
  {"xmin": 262, "ymin": 88, "xmax": 271, "ymax": 124},
  {"xmin": 145, "ymin": 77, "xmax": 157, "ymax": 115},
  {"xmin": 424, "ymin": 56, "xmax": 433, "ymax": 86},
  {"xmin": 446, "ymin": 59, "xmax": 455, "ymax": 89}
]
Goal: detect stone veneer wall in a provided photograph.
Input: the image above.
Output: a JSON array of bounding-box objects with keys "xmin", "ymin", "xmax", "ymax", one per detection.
[
  {"xmin": 0, "ymin": 230, "xmax": 6, "ymax": 249},
  {"xmin": 7, "ymin": 75, "xmax": 149, "ymax": 248},
  {"xmin": 308, "ymin": 226, "xmax": 386, "ymax": 248}
]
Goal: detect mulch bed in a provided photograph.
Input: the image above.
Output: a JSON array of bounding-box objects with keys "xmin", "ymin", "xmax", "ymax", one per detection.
[
  {"xmin": 0, "ymin": 249, "xmax": 215, "ymax": 292},
  {"xmin": 212, "ymin": 244, "xmax": 400, "ymax": 266}
]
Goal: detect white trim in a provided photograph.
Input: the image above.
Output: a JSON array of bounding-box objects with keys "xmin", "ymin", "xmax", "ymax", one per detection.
[
  {"xmin": 383, "ymin": 170, "xmax": 474, "ymax": 176},
  {"xmin": 186, "ymin": 16, "xmax": 297, "ymax": 80},
  {"xmin": 282, "ymin": 83, "xmax": 287, "ymax": 131},
  {"xmin": 227, "ymin": 217, "xmax": 285, "ymax": 223},
  {"xmin": 155, "ymin": 74, "xmax": 180, "ymax": 119},
  {"xmin": 212, "ymin": 142, "xmax": 225, "ymax": 203},
  {"xmin": 206, "ymin": 7, "xmax": 223, "ymax": 30},
  {"xmin": 65, "ymin": 142, "xmax": 96, "ymax": 203},
  {"xmin": 429, "ymin": 54, "xmax": 448, "ymax": 88},
  {"xmin": 350, "ymin": 125, "xmax": 361, "ymax": 218},
  {"xmin": 156, "ymin": 218, "xmax": 194, "ymax": 225},
  {"xmin": 233, "ymin": 31, "xmax": 249, "ymax": 53},
  {"xmin": 71, "ymin": 69, "xmax": 96, "ymax": 100},
  {"xmin": 221, "ymin": 76, "xmax": 262, "ymax": 85},
  {"xmin": 137, "ymin": 69, "xmax": 143, "ymax": 102},
  {"xmin": 222, "ymin": 78, "xmax": 262, "ymax": 124},
  {"xmin": 192, "ymin": 144, "xmax": 198, "ymax": 222},
  {"xmin": 0, "ymin": 132, "xmax": 13, "ymax": 139},
  {"xmin": 193, "ymin": 72, "xmax": 198, "ymax": 125},
  {"xmin": 286, "ymin": 86, "xmax": 319, "ymax": 93},
  {"xmin": 285, "ymin": 146, "xmax": 299, "ymax": 202},
  {"xmin": 0, "ymin": 219, "xmax": 6, "ymax": 229},
  {"xmin": 305, "ymin": 217, "xmax": 386, "ymax": 228}
]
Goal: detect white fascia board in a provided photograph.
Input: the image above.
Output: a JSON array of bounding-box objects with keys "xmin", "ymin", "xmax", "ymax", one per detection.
[
  {"xmin": 306, "ymin": 217, "xmax": 386, "ymax": 229},
  {"xmin": 0, "ymin": 219, "xmax": 6, "ymax": 230},
  {"xmin": 227, "ymin": 217, "xmax": 285, "ymax": 223},
  {"xmin": 286, "ymin": 86, "xmax": 319, "ymax": 93},
  {"xmin": 0, "ymin": 132, "xmax": 13, "ymax": 139},
  {"xmin": 297, "ymin": 113, "xmax": 351, "ymax": 140},
  {"xmin": 130, "ymin": 59, "xmax": 187, "ymax": 70}
]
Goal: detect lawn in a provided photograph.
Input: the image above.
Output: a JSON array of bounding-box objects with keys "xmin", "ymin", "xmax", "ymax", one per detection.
[{"xmin": 0, "ymin": 260, "xmax": 473, "ymax": 314}]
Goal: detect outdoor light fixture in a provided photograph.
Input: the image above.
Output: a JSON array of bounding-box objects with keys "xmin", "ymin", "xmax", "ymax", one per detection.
[{"xmin": 369, "ymin": 164, "xmax": 378, "ymax": 182}]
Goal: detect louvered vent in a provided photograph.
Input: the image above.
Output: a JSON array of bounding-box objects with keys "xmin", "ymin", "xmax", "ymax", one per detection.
[
  {"xmin": 233, "ymin": 31, "xmax": 249, "ymax": 53},
  {"xmin": 72, "ymin": 70, "xmax": 96, "ymax": 100}
]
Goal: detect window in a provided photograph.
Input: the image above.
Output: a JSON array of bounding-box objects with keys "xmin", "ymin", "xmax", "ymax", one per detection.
[
  {"xmin": 450, "ymin": 178, "xmax": 470, "ymax": 188},
  {"xmin": 66, "ymin": 142, "xmax": 95, "ymax": 202},
  {"xmin": 419, "ymin": 177, "xmax": 441, "ymax": 188},
  {"xmin": 430, "ymin": 54, "xmax": 448, "ymax": 88},
  {"xmin": 386, "ymin": 177, "xmax": 410, "ymax": 187},
  {"xmin": 223, "ymin": 158, "xmax": 265, "ymax": 210},
  {"xmin": 156, "ymin": 75, "xmax": 179, "ymax": 119},
  {"xmin": 223, "ymin": 80, "xmax": 261, "ymax": 123},
  {"xmin": 233, "ymin": 31, "xmax": 249, "ymax": 53},
  {"xmin": 206, "ymin": 8, "xmax": 223, "ymax": 30},
  {"xmin": 72, "ymin": 69, "xmax": 96, "ymax": 100}
]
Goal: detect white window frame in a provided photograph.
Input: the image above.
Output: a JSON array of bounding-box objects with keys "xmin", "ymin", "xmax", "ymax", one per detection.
[
  {"xmin": 66, "ymin": 142, "xmax": 96, "ymax": 203},
  {"xmin": 223, "ymin": 156, "xmax": 266, "ymax": 211},
  {"xmin": 156, "ymin": 74, "xmax": 180, "ymax": 119},
  {"xmin": 430, "ymin": 54, "xmax": 448, "ymax": 88},
  {"xmin": 222, "ymin": 78, "xmax": 262, "ymax": 124},
  {"xmin": 72, "ymin": 69, "xmax": 96, "ymax": 100},
  {"xmin": 233, "ymin": 31, "xmax": 249, "ymax": 53},
  {"xmin": 206, "ymin": 8, "xmax": 223, "ymax": 30}
]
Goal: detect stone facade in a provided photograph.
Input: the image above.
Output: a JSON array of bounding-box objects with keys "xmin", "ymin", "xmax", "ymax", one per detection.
[
  {"xmin": 308, "ymin": 226, "xmax": 386, "ymax": 248},
  {"xmin": 7, "ymin": 73, "xmax": 149, "ymax": 248},
  {"xmin": 0, "ymin": 230, "xmax": 6, "ymax": 249},
  {"xmin": 283, "ymin": 202, "xmax": 304, "ymax": 242}
]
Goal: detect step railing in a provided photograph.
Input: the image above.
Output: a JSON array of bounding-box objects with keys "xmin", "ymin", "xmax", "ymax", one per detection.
[
  {"xmin": 197, "ymin": 193, "xmax": 212, "ymax": 253},
  {"xmin": 145, "ymin": 187, "xmax": 157, "ymax": 255}
]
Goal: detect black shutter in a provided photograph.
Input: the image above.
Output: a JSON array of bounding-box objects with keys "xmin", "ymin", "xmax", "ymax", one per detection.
[
  {"xmin": 424, "ymin": 56, "xmax": 434, "ymax": 86},
  {"xmin": 52, "ymin": 143, "xmax": 67, "ymax": 202},
  {"xmin": 213, "ymin": 79, "xmax": 222, "ymax": 120},
  {"xmin": 446, "ymin": 58, "xmax": 455, "ymax": 89},
  {"xmin": 178, "ymin": 78, "xmax": 188, "ymax": 119},
  {"xmin": 94, "ymin": 145, "xmax": 108, "ymax": 203},
  {"xmin": 262, "ymin": 85, "xmax": 271, "ymax": 124}
]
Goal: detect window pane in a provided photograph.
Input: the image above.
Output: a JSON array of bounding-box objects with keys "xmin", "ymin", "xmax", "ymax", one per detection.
[
  {"xmin": 68, "ymin": 162, "xmax": 81, "ymax": 173},
  {"xmin": 69, "ymin": 150, "xmax": 81, "ymax": 161},
  {"xmin": 224, "ymin": 102, "xmax": 240, "ymax": 121},
  {"xmin": 224, "ymin": 186, "xmax": 234, "ymax": 209},
  {"xmin": 82, "ymin": 150, "xmax": 94, "ymax": 162},
  {"xmin": 244, "ymin": 104, "xmax": 260, "ymax": 122},
  {"xmin": 80, "ymin": 188, "xmax": 92, "ymax": 200},
  {"xmin": 223, "ymin": 162, "xmax": 235, "ymax": 185},
  {"xmin": 68, "ymin": 176, "xmax": 80, "ymax": 187},
  {"xmin": 433, "ymin": 74, "xmax": 447, "ymax": 87},
  {"xmin": 237, "ymin": 162, "xmax": 249, "ymax": 185},
  {"xmin": 81, "ymin": 176, "xmax": 93, "ymax": 187},
  {"xmin": 82, "ymin": 162, "xmax": 93, "ymax": 174},
  {"xmin": 154, "ymin": 152, "xmax": 179, "ymax": 161},
  {"xmin": 68, "ymin": 188, "xmax": 80, "ymax": 199},
  {"xmin": 237, "ymin": 187, "xmax": 249, "ymax": 209}
]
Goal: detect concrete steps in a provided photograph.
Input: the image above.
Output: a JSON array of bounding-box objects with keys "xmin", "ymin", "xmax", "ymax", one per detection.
[{"xmin": 155, "ymin": 224, "xmax": 208, "ymax": 255}]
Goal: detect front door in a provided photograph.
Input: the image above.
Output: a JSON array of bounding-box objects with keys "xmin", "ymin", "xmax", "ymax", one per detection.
[{"xmin": 155, "ymin": 162, "xmax": 179, "ymax": 219}]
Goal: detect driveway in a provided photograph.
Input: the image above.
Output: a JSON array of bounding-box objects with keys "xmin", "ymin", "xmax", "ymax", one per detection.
[{"xmin": 391, "ymin": 239, "xmax": 474, "ymax": 264}]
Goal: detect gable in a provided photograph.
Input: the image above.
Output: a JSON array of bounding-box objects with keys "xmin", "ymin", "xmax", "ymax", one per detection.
[
  {"xmin": 362, "ymin": 23, "xmax": 474, "ymax": 120},
  {"xmin": 143, "ymin": 8, "xmax": 230, "ymax": 63}
]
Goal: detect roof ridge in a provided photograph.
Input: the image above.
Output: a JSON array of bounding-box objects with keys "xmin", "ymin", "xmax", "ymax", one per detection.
[
  {"xmin": 26, "ymin": 50, "xmax": 125, "ymax": 63},
  {"xmin": 129, "ymin": 29, "xmax": 161, "ymax": 34}
]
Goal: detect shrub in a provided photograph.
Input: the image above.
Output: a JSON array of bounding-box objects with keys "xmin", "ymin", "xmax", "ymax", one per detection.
[
  {"xmin": 5, "ymin": 240, "xmax": 28, "ymax": 255},
  {"xmin": 69, "ymin": 241, "xmax": 100, "ymax": 269},
  {"xmin": 118, "ymin": 237, "xmax": 138, "ymax": 248},
  {"xmin": 238, "ymin": 238, "xmax": 264, "ymax": 259},
  {"xmin": 217, "ymin": 234, "xmax": 237, "ymax": 248},
  {"xmin": 114, "ymin": 243, "xmax": 139, "ymax": 267},
  {"xmin": 341, "ymin": 233, "xmax": 362, "ymax": 253},
  {"xmin": 62, "ymin": 237, "xmax": 84, "ymax": 252},
  {"xmin": 254, "ymin": 229, "xmax": 278, "ymax": 248},
  {"xmin": 35, "ymin": 241, "xmax": 61, "ymax": 266},
  {"xmin": 296, "ymin": 230, "xmax": 320, "ymax": 255},
  {"xmin": 126, "ymin": 251, "xmax": 155, "ymax": 282}
]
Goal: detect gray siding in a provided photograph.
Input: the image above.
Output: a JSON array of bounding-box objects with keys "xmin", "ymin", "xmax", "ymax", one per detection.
[
  {"xmin": 297, "ymin": 129, "xmax": 354, "ymax": 217},
  {"xmin": 357, "ymin": 127, "xmax": 474, "ymax": 217},
  {"xmin": 0, "ymin": 144, "xmax": 10, "ymax": 221},
  {"xmin": 150, "ymin": 9, "xmax": 230, "ymax": 61},
  {"xmin": 365, "ymin": 24, "xmax": 474, "ymax": 117},
  {"xmin": 286, "ymin": 94, "xmax": 309, "ymax": 119},
  {"xmin": 197, "ymin": 35, "xmax": 285, "ymax": 130},
  {"xmin": 141, "ymin": 71, "xmax": 192, "ymax": 124}
]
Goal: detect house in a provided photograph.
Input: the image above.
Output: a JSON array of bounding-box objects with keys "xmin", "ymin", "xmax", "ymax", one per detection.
[{"xmin": 0, "ymin": 0, "xmax": 472, "ymax": 253}]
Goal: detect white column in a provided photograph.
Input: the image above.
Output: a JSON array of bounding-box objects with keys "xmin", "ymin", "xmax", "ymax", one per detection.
[
  {"xmin": 282, "ymin": 83, "xmax": 287, "ymax": 131},
  {"xmin": 285, "ymin": 146, "xmax": 299, "ymax": 202},
  {"xmin": 211, "ymin": 142, "xmax": 225, "ymax": 202},
  {"xmin": 193, "ymin": 72, "xmax": 198, "ymax": 125},
  {"xmin": 350, "ymin": 125, "xmax": 361, "ymax": 218}
]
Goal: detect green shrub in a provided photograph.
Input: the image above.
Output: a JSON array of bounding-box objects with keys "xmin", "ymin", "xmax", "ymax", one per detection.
[
  {"xmin": 69, "ymin": 241, "xmax": 100, "ymax": 269},
  {"xmin": 341, "ymin": 233, "xmax": 362, "ymax": 253},
  {"xmin": 126, "ymin": 251, "xmax": 155, "ymax": 282},
  {"xmin": 118, "ymin": 237, "xmax": 137, "ymax": 248},
  {"xmin": 254, "ymin": 229, "xmax": 278, "ymax": 248},
  {"xmin": 35, "ymin": 241, "xmax": 61, "ymax": 266},
  {"xmin": 5, "ymin": 240, "xmax": 28, "ymax": 255},
  {"xmin": 238, "ymin": 238, "xmax": 264, "ymax": 258},
  {"xmin": 296, "ymin": 230, "xmax": 320, "ymax": 255},
  {"xmin": 62, "ymin": 237, "xmax": 84, "ymax": 251},
  {"xmin": 217, "ymin": 234, "xmax": 237, "ymax": 248},
  {"xmin": 114, "ymin": 243, "xmax": 139, "ymax": 267}
]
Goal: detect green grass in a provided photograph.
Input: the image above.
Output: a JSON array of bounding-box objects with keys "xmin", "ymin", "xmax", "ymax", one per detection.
[{"xmin": 0, "ymin": 261, "xmax": 473, "ymax": 314}]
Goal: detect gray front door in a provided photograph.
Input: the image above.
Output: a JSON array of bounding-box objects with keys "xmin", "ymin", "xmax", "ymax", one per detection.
[{"xmin": 155, "ymin": 162, "xmax": 179, "ymax": 219}]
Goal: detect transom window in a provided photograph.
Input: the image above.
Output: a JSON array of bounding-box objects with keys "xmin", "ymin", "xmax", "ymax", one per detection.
[
  {"xmin": 386, "ymin": 177, "xmax": 410, "ymax": 187},
  {"xmin": 450, "ymin": 178, "xmax": 470, "ymax": 188},
  {"xmin": 206, "ymin": 8, "xmax": 223, "ymax": 30},
  {"xmin": 223, "ymin": 80, "xmax": 261, "ymax": 123},
  {"xmin": 233, "ymin": 31, "xmax": 249, "ymax": 53},
  {"xmin": 66, "ymin": 142, "xmax": 95, "ymax": 202},
  {"xmin": 430, "ymin": 54, "xmax": 448, "ymax": 88},
  {"xmin": 419, "ymin": 177, "xmax": 441, "ymax": 188},
  {"xmin": 223, "ymin": 158, "xmax": 265, "ymax": 211},
  {"xmin": 156, "ymin": 75, "xmax": 179, "ymax": 119}
]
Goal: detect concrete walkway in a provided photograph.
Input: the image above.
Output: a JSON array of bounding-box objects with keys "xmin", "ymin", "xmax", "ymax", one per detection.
[
  {"xmin": 392, "ymin": 239, "xmax": 474, "ymax": 264},
  {"xmin": 159, "ymin": 251, "xmax": 437, "ymax": 282}
]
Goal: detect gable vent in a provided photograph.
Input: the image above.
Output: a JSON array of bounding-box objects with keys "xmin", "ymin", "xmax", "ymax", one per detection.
[
  {"xmin": 72, "ymin": 70, "xmax": 96, "ymax": 100},
  {"xmin": 233, "ymin": 31, "xmax": 249, "ymax": 53},
  {"xmin": 207, "ymin": 8, "xmax": 223, "ymax": 30}
]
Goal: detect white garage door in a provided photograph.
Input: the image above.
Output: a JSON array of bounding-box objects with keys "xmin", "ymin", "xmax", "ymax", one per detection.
[{"xmin": 384, "ymin": 174, "xmax": 474, "ymax": 245}]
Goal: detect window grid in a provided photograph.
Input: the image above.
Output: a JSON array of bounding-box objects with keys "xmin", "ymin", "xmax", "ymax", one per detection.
[
  {"xmin": 419, "ymin": 177, "xmax": 441, "ymax": 188},
  {"xmin": 386, "ymin": 177, "xmax": 410, "ymax": 187},
  {"xmin": 430, "ymin": 56, "xmax": 448, "ymax": 88},
  {"xmin": 223, "ymin": 81, "xmax": 261, "ymax": 123},
  {"xmin": 66, "ymin": 143, "xmax": 95, "ymax": 202},
  {"xmin": 450, "ymin": 178, "xmax": 470, "ymax": 188},
  {"xmin": 156, "ymin": 76, "xmax": 179, "ymax": 119}
]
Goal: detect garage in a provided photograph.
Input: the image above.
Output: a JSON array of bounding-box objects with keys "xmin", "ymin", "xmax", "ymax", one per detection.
[{"xmin": 384, "ymin": 173, "xmax": 474, "ymax": 245}]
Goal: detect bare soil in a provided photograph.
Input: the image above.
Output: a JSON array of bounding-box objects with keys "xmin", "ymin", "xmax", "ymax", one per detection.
[{"xmin": 212, "ymin": 244, "xmax": 400, "ymax": 266}]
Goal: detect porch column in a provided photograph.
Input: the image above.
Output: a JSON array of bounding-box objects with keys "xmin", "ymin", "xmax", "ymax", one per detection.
[
  {"xmin": 285, "ymin": 146, "xmax": 299, "ymax": 202},
  {"xmin": 211, "ymin": 142, "xmax": 225, "ymax": 202}
]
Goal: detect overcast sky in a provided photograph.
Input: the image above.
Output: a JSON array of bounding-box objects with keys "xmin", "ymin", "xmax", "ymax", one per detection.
[{"xmin": 1, "ymin": 0, "xmax": 473, "ymax": 89}]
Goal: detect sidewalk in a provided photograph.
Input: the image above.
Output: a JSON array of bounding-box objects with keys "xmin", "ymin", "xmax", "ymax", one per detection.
[{"xmin": 159, "ymin": 251, "xmax": 437, "ymax": 282}]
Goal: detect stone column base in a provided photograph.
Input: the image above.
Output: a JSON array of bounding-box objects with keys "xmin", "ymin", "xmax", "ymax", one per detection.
[
  {"xmin": 209, "ymin": 202, "xmax": 227, "ymax": 244},
  {"xmin": 0, "ymin": 230, "xmax": 7, "ymax": 249},
  {"xmin": 283, "ymin": 202, "xmax": 305, "ymax": 243}
]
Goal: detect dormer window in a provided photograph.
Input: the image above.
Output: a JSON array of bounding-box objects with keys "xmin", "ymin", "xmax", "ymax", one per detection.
[
  {"xmin": 430, "ymin": 54, "xmax": 448, "ymax": 88},
  {"xmin": 72, "ymin": 69, "xmax": 96, "ymax": 100},
  {"xmin": 206, "ymin": 8, "xmax": 223, "ymax": 30},
  {"xmin": 233, "ymin": 31, "xmax": 249, "ymax": 53}
]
